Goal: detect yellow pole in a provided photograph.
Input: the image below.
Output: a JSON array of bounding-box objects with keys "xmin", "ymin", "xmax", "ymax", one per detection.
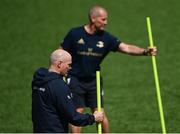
[
  {"xmin": 146, "ymin": 17, "xmax": 166, "ymax": 134},
  {"xmin": 96, "ymin": 71, "xmax": 102, "ymax": 134}
]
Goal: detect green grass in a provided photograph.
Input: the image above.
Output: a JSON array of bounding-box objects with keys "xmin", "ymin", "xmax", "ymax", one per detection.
[{"xmin": 0, "ymin": 0, "xmax": 180, "ymax": 132}]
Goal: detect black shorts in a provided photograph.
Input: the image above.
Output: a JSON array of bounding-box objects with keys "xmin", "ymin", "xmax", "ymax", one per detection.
[{"xmin": 66, "ymin": 75, "xmax": 104, "ymax": 109}]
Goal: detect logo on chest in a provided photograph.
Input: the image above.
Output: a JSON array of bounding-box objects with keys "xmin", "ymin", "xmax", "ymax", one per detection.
[
  {"xmin": 77, "ymin": 38, "xmax": 85, "ymax": 44},
  {"xmin": 88, "ymin": 48, "xmax": 93, "ymax": 52},
  {"xmin": 96, "ymin": 41, "xmax": 104, "ymax": 48}
]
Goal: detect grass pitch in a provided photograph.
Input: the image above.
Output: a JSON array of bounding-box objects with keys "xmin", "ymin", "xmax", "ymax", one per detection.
[{"xmin": 0, "ymin": 0, "xmax": 180, "ymax": 132}]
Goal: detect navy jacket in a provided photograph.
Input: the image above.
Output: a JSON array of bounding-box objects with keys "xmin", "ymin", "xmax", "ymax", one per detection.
[{"xmin": 32, "ymin": 68, "xmax": 95, "ymax": 133}]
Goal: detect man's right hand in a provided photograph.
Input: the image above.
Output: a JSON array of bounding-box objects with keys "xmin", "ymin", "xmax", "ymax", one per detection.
[{"xmin": 93, "ymin": 111, "xmax": 104, "ymax": 122}]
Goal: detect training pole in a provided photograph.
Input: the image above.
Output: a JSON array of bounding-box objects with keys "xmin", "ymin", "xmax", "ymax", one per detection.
[
  {"xmin": 96, "ymin": 71, "xmax": 102, "ymax": 134},
  {"xmin": 146, "ymin": 17, "xmax": 166, "ymax": 134}
]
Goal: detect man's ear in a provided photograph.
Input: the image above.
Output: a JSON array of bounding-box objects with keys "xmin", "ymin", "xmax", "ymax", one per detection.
[
  {"xmin": 91, "ymin": 16, "xmax": 96, "ymax": 23},
  {"xmin": 57, "ymin": 64, "xmax": 61, "ymax": 68},
  {"xmin": 57, "ymin": 61, "xmax": 62, "ymax": 68}
]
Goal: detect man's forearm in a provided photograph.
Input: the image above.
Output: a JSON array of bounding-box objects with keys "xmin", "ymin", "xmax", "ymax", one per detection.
[{"xmin": 118, "ymin": 42, "xmax": 145, "ymax": 56}]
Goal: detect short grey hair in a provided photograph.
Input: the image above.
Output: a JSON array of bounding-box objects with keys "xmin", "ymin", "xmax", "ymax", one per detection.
[
  {"xmin": 49, "ymin": 49, "xmax": 71, "ymax": 64},
  {"xmin": 88, "ymin": 6, "xmax": 107, "ymax": 21}
]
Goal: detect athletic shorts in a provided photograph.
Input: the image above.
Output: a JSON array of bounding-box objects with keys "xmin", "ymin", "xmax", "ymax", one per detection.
[{"xmin": 66, "ymin": 75, "xmax": 104, "ymax": 109}]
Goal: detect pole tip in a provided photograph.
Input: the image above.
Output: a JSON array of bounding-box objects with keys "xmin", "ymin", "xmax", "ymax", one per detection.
[{"xmin": 146, "ymin": 16, "xmax": 150, "ymax": 20}]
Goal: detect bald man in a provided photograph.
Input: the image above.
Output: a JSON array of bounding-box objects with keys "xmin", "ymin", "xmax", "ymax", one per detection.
[
  {"xmin": 60, "ymin": 6, "xmax": 157, "ymax": 133},
  {"xmin": 32, "ymin": 49, "xmax": 104, "ymax": 133}
]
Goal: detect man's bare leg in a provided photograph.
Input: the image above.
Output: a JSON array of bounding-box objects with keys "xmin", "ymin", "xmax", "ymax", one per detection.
[{"xmin": 92, "ymin": 108, "xmax": 109, "ymax": 133}]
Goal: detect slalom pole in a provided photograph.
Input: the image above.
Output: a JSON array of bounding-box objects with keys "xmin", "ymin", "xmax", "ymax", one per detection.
[
  {"xmin": 146, "ymin": 17, "xmax": 166, "ymax": 134},
  {"xmin": 96, "ymin": 71, "xmax": 102, "ymax": 134}
]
